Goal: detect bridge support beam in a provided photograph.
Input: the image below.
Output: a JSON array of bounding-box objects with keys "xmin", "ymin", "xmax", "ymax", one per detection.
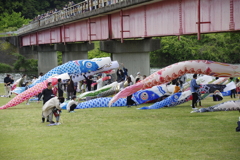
[
  {"xmin": 57, "ymin": 43, "xmax": 94, "ymax": 64},
  {"xmin": 37, "ymin": 45, "xmax": 58, "ymax": 74},
  {"xmin": 100, "ymin": 39, "xmax": 160, "ymax": 77}
]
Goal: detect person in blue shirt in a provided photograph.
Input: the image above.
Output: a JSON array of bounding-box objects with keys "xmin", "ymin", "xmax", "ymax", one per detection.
[{"xmin": 190, "ymin": 74, "xmax": 200, "ymax": 110}]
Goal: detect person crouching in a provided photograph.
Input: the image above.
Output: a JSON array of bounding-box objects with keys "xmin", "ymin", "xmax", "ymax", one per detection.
[
  {"xmin": 42, "ymin": 97, "xmax": 65, "ymax": 125},
  {"xmin": 66, "ymin": 95, "xmax": 78, "ymax": 113}
]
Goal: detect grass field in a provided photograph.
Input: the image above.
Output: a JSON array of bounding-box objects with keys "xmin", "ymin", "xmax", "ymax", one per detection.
[{"xmin": 0, "ymin": 85, "xmax": 239, "ymax": 160}]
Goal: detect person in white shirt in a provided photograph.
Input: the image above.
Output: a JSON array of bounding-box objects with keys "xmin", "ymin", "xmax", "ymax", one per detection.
[
  {"xmin": 38, "ymin": 72, "xmax": 43, "ymax": 79},
  {"xmin": 96, "ymin": 74, "xmax": 103, "ymax": 90},
  {"xmin": 31, "ymin": 76, "xmax": 37, "ymax": 84},
  {"xmin": 67, "ymin": 96, "xmax": 78, "ymax": 113},
  {"xmin": 42, "ymin": 96, "xmax": 65, "ymax": 124},
  {"xmin": 135, "ymin": 72, "xmax": 143, "ymax": 83}
]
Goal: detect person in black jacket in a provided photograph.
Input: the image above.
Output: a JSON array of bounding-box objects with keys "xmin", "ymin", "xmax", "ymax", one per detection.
[
  {"xmin": 116, "ymin": 68, "xmax": 125, "ymax": 82},
  {"xmin": 57, "ymin": 78, "xmax": 64, "ymax": 97},
  {"xmin": 67, "ymin": 78, "xmax": 75, "ymax": 100},
  {"xmin": 38, "ymin": 82, "xmax": 55, "ymax": 123},
  {"xmin": 38, "ymin": 82, "xmax": 55, "ymax": 104},
  {"xmin": 83, "ymin": 73, "xmax": 93, "ymax": 91},
  {"xmin": 4, "ymin": 74, "xmax": 12, "ymax": 97}
]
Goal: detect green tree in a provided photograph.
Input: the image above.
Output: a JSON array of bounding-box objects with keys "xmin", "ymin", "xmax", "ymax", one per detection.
[
  {"xmin": 57, "ymin": 51, "xmax": 63, "ymax": 65},
  {"xmin": 0, "ymin": 11, "xmax": 30, "ymax": 31},
  {"xmin": 0, "ymin": 63, "xmax": 12, "ymax": 73},
  {"xmin": 13, "ymin": 53, "xmax": 38, "ymax": 72},
  {"xmin": 150, "ymin": 33, "xmax": 240, "ymax": 67},
  {"xmin": 88, "ymin": 42, "xmax": 110, "ymax": 59},
  {"xmin": 0, "ymin": 0, "xmax": 84, "ymax": 20}
]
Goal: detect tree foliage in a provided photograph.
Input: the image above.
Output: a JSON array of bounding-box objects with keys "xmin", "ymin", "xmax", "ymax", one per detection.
[
  {"xmin": 150, "ymin": 33, "xmax": 240, "ymax": 67},
  {"xmin": 57, "ymin": 51, "xmax": 63, "ymax": 65},
  {"xmin": 88, "ymin": 42, "xmax": 111, "ymax": 59},
  {"xmin": 0, "ymin": 63, "xmax": 12, "ymax": 73},
  {"xmin": 0, "ymin": 0, "xmax": 84, "ymax": 19},
  {"xmin": 0, "ymin": 11, "xmax": 30, "ymax": 31},
  {"xmin": 13, "ymin": 53, "xmax": 38, "ymax": 72}
]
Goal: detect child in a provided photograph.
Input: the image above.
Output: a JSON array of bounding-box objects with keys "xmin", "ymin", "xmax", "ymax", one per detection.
[
  {"xmin": 67, "ymin": 95, "xmax": 78, "ymax": 113},
  {"xmin": 173, "ymin": 82, "xmax": 181, "ymax": 93}
]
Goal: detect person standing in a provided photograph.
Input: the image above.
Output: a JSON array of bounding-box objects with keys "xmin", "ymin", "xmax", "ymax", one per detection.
[
  {"xmin": 135, "ymin": 72, "xmax": 143, "ymax": 82},
  {"xmin": 73, "ymin": 81, "xmax": 78, "ymax": 96},
  {"xmin": 7, "ymin": 76, "xmax": 14, "ymax": 98},
  {"xmin": 116, "ymin": 68, "xmax": 125, "ymax": 82},
  {"xmin": 229, "ymin": 77, "xmax": 236, "ymax": 99},
  {"xmin": 38, "ymin": 82, "xmax": 55, "ymax": 123},
  {"xmin": 190, "ymin": 74, "xmax": 200, "ymax": 111},
  {"xmin": 236, "ymin": 78, "xmax": 240, "ymax": 99},
  {"xmin": 4, "ymin": 74, "xmax": 12, "ymax": 97},
  {"xmin": 83, "ymin": 73, "xmax": 93, "ymax": 91},
  {"xmin": 179, "ymin": 74, "xmax": 187, "ymax": 91},
  {"xmin": 18, "ymin": 74, "xmax": 27, "ymax": 87},
  {"xmin": 66, "ymin": 78, "xmax": 75, "ymax": 100},
  {"xmin": 96, "ymin": 74, "xmax": 103, "ymax": 90},
  {"xmin": 121, "ymin": 63, "xmax": 128, "ymax": 80},
  {"xmin": 25, "ymin": 82, "xmax": 30, "ymax": 105},
  {"xmin": 126, "ymin": 77, "xmax": 137, "ymax": 107},
  {"xmin": 79, "ymin": 80, "xmax": 86, "ymax": 93},
  {"xmin": 57, "ymin": 78, "xmax": 64, "ymax": 97}
]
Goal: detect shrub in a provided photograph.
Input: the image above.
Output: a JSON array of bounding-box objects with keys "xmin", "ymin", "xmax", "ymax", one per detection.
[{"xmin": 0, "ymin": 63, "xmax": 12, "ymax": 72}]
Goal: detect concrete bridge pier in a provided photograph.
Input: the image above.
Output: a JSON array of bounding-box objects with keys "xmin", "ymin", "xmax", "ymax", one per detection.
[
  {"xmin": 100, "ymin": 39, "xmax": 160, "ymax": 78},
  {"xmin": 59, "ymin": 43, "xmax": 94, "ymax": 64},
  {"xmin": 37, "ymin": 45, "xmax": 58, "ymax": 74},
  {"xmin": 19, "ymin": 46, "xmax": 38, "ymax": 59}
]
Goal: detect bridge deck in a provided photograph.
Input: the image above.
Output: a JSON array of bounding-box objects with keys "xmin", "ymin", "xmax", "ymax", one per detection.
[{"xmin": 19, "ymin": 0, "xmax": 240, "ymax": 46}]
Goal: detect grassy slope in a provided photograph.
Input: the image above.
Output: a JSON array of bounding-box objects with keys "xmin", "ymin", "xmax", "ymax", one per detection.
[{"xmin": 0, "ymin": 85, "xmax": 239, "ymax": 160}]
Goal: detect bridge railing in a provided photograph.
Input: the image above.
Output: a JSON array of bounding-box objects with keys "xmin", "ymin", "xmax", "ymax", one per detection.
[{"xmin": 17, "ymin": 0, "xmax": 124, "ymax": 35}]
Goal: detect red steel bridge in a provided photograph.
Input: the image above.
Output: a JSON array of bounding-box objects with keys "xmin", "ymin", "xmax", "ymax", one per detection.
[{"xmin": 18, "ymin": 0, "xmax": 240, "ymax": 46}]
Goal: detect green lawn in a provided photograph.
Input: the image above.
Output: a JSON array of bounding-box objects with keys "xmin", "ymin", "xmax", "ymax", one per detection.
[{"xmin": 0, "ymin": 85, "xmax": 239, "ymax": 160}]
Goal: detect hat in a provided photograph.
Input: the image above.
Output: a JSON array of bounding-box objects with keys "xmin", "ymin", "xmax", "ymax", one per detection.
[{"xmin": 137, "ymin": 72, "xmax": 140, "ymax": 75}]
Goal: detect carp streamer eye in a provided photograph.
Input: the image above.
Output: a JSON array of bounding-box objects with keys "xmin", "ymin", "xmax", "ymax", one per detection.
[
  {"xmin": 140, "ymin": 92, "xmax": 148, "ymax": 100},
  {"xmin": 86, "ymin": 62, "xmax": 92, "ymax": 68}
]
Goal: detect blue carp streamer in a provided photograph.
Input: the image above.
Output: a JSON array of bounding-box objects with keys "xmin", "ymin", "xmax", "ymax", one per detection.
[
  {"xmin": 12, "ymin": 57, "xmax": 111, "ymax": 94},
  {"xmin": 138, "ymin": 84, "xmax": 226, "ymax": 110},
  {"xmin": 76, "ymin": 97, "xmax": 127, "ymax": 109}
]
